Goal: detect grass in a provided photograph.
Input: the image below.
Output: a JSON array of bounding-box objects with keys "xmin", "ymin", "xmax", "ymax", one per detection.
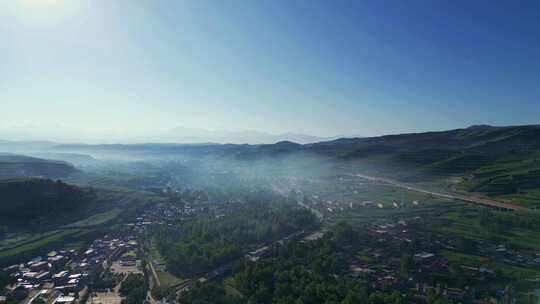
[
  {"xmin": 509, "ymin": 228, "xmax": 540, "ymax": 251},
  {"xmin": 436, "ymin": 208, "xmax": 540, "ymax": 251},
  {"xmin": 441, "ymin": 249, "xmax": 540, "ymax": 282},
  {"xmin": 64, "ymin": 241, "xmax": 86, "ymax": 251},
  {"xmin": 223, "ymin": 277, "xmax": 243, "ymax": 298},
  {"xmin": 149, "ymin": 243, "xmax": 166, "ymax": 265},
  {"xmin": 456, "ymin": 158, "xmax": 540, "ymax": 209},
  {"xmin": 157, "ymin": 271, "xmax": 186, "ymax": 288},
  {"xmin": 325, "ymin": 194, "xmax": 460, "ymax": 229},
  {"xmin": 498, "ymin": 189, "xmax": 540, "ymax": 209},
  {"xmin": 62, "ymin": 208, "xmax": 122, "ymax": 228},
  {"xmin": 0, "ymin": 229, "xmax": 80, "ymax": 259},
  {"xmin": 0, "ymin": 230, "xmax": 68, "ymax": 251},
  {"xmin": 356, "ymin": 253, "xmax": 375, "ymax": 263},
  {"xmin": 0, "ymin": 233, "xmax": 35, "ymax": 250},
  {"xmin": 123, "ymin": 250, "xmax": 137, "ymax": 258}
]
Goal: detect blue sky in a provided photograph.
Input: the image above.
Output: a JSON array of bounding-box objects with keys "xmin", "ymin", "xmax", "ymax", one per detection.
[{"xmin": 1, "ymin": 0, "xmax": 539, "ymax": 141}]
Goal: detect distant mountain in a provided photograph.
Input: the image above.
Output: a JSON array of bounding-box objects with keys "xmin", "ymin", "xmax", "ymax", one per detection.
[
  {"xmin": 28, "ymin": 153, "xmax": 99, "ymax": 167},
  {"xmin": 309, "ymin": 124, "xmax": 540, "ymax": 156},
  {"xmin": 0, "ymin": 125, "xmax": 341, "ymax": 144},
  {"xmin": 0, "ymin": 153, "xmax": 78, "ymax": 178},
  {"xmin": 0, "ymin": 140, "xmax": 58, "ymax": 153},
  {"xmin": 159, "ymin": 127, "xmax": 333, "ymax": 144},
  {"xmin": 55, "ymin": 124, "xmax": 540, "ymax": 160}
]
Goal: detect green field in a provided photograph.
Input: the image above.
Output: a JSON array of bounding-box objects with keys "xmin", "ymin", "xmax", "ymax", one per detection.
[
  {"xmin": 441, "ymin": 249, "xmax": 540, "ymax": 283},
  {"xmin": 435, "ymin": 208, "xmax": 540, "ymax": 251},
  {"xmin": 157, "ymin": 271, "xmax": 186, "ymax": 288},
  {"xmin": 0, "ymin": 233, "xmax": 38, "ymax": 250},
  {"xmin": 64, "ymin": 241, "xmax": 86, "ymax": 251},
  {"xmin": 323, "ymin": 185, "xmax": 463, "ymax": 228},
  {"xmin": 123, "ymin": 250, "xmax": 137, "ymax": 258},
  {"xmin": 62, "ymin": 208, "xmax": 122, "ymax": 228},
  {"xmin": 0, "ymin": 230, "xmax": 70, "ymax": 251},
  {"xmin": 0, "ymin": 229, "xmax": 80, "ymax": 259}
]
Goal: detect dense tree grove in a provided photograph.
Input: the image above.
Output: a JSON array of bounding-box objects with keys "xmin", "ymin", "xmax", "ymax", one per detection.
[
  {"xmin": 181, "ymin": 282, "xmax": 239, "ymax": 304},
  {"xmin": 119, "ymin": 273, "xmax": 148, "ymax": 304},
  {"xmin": 154, "ymin": 202, "xmax": 318, "ymax": 276},
  {"xmin": 0, "ymin": 178, "xmax": 97, "ymax": 228},
  {"xmin": 182, "ymin": 222, "xmax": 407, "ymax": 304},
  {"xmin": 232, "ymin": 223, "xmax": 364, "ymax": 304}
]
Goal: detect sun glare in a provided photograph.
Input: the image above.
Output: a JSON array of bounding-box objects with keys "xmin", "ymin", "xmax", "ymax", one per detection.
[{"xmin": 21, "ymin": 0, "xmax": 61, "ymax": 6}]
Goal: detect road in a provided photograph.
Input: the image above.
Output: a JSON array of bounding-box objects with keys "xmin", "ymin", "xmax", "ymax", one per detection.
[{"xmin": 351, "ymin": 173, "xmax": 526, "ymax": 211}]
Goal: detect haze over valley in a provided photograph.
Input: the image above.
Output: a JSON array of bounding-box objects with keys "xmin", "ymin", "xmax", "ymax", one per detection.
[{"xmin": 2, "ymin": 1, "xmax": 540, "ymax": 304}]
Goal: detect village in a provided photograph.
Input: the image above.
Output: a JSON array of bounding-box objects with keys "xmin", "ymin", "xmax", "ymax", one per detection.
[
  {"xmin": 1, "ymin": 233, "xmax": 141, "ymax": 304},
  {"xmin": 0, "ymin": 185, "xmax": 214, "ymax": 304},
  {"xmin": 2, "ymin": 185, "xmax": 540, "ymax": 304}
]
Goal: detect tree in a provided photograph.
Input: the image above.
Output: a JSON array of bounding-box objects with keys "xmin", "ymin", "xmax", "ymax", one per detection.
[
  {"xmin": 399, "ymin": 253, "xmax": 413, "ymax": 278},
  {"xmin": 119, "ymin": 274, "xmax": 148, "ymax": 304},
  {"xmin": 152, "ymin": 286, "xmax": 170, "ymax": 300},
  {"xmin": 456, "ymin": 237, "xmax": 476, "ymax": 254},
  {"xmin": 342, "ymin": 291, "xmax": 364, "ymax": 304},
  {"xmin": 426, "ymin": 290, "xmax": 448, "ymax": 304}
]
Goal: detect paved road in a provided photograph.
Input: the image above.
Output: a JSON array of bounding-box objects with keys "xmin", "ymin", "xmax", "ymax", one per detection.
[{"xmin": 351, "ymin": 173, "xmax": 527, "ymax": 211}]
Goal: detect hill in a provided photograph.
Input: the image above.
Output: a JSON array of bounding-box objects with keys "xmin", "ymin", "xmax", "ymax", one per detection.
[
  {"xmin": 0, "ymin": 178, "xmax": 98, "ymax": 228},
  {"xmin": 305, "ymin": 125, "xmax": 540, "ymax": 207},
  {"xmin": 0, "ymin": 154, "xmax": 78, "ymax": 178}
]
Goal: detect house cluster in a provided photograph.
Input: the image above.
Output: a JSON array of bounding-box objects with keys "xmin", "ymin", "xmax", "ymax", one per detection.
[
  {"xmin": 319, "ymin": 197, "xmax": 422, "ymax": 214},
  {"xmin": 341, "ymin": 217, "xmax": 522, "ymax": 303},
  {"xmin": 489, "ymin": 243, "xmax": 540, "ymax": 268},
  {"xmin": 2, "ymin": 249, "xmax": 86, "ymax": 304},
  {"xmin": 127, "ymin": 201, "xmax": 207, "ymax": 234},
  {"xmin": 1, "ymin": 234, "xmax": 138, "ymax": 304}
]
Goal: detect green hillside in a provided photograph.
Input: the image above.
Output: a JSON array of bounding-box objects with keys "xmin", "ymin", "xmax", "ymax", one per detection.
[
  {"xmin": 306, "ymin": 125, "xmax": 540, "ymax": 207},
  {"xmin": 0, "ymin": 153, "xmax": 77, "ymax": 177},
  {"xmin": 0, "ymin": 178, "xmax": 99, "ymax": 229}
]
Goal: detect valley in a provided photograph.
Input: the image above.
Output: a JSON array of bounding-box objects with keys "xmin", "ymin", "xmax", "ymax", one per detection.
[{"xmin": 1, "ymin": 125, "xmax": 540, "ymax": 304}]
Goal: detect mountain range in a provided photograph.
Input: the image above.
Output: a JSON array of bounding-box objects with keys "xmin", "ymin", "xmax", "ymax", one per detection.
[
  {"xmin": 0, "ymin": 125, "xmax": 344, "ymax": 144},
  {"xmin": 2, "ymin": 124, "xmax": 540, "ymax": 208}
]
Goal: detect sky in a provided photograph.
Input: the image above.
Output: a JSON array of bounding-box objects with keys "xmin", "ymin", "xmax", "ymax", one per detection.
[{"xmin": 1, "ymin": 0, "xmax": 539, "ymax": 142}]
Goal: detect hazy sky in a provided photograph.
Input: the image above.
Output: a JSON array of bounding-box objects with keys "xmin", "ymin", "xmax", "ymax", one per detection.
[{"xmin": 1, "ymin": 0, "xmax": 539, "ymax": 141}]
